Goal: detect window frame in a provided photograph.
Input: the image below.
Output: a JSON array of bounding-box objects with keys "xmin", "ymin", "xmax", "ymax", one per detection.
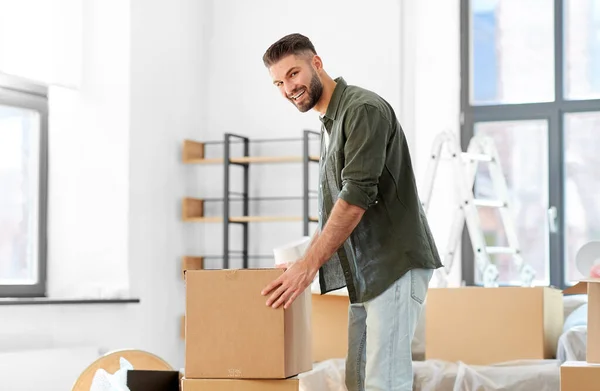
[
  {"xmin": 0, "ymin": 73, "xmax": 48, "ymax": 297},
  {"xmin": 460, "ymin": 0, "xmax": 600, "ymax": 289}
]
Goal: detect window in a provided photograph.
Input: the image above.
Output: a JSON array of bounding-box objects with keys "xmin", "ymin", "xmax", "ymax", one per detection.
[
  {"xmin": 0, "ymin": 74, "xmax": 48, "ymax": 297},
  {"xmin": 461, "ymin": 0, "xmax": 600, "ymax": 288}
]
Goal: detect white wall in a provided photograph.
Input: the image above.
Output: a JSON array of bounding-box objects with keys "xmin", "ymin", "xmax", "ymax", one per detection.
[
  {"xmin": 47, "ymin": 0, "xmax": 130, "ymax": 299},
  {"xmin": 128, "ymin": 0, "xmax": 209, "ymax": 369}
]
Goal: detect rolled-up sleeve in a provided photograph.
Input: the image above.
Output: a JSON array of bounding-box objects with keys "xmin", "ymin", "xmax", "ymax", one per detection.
[{"xmin": 337, "ymin": 104, "xmax": 390, "ymax": 210}]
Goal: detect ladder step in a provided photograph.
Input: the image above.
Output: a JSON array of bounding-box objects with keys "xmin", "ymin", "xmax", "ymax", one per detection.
[
  {"xmin": 485, "ymin": 246, "xmax": 518, "ymax": 255},
  {"xmin": 461, "ymin": 152, "xmax": 492, "ymax": 162},
  {"xmin": 473, "ymin": 199, "xmax": 505, "ymax": 208}
]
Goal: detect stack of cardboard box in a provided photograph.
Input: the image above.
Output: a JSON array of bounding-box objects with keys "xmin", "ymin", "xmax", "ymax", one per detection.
[
  {"xmin": 561, "ymin": 279, "xmax": 600, "ymax": 390},
  {"xmin": 181, "ymin": 268, "xmax": 313, "ymax": 390}
]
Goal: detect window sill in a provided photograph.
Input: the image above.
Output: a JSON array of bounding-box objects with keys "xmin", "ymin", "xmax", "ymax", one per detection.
[{"xmin": 0, "ymin": 297, "xmax": 141, "ymax": 306}]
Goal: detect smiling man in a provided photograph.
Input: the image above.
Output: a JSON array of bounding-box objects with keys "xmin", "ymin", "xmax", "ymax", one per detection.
[{"xmin": 260, "ymin": 33, "xmax": 442, "ymax": 391}]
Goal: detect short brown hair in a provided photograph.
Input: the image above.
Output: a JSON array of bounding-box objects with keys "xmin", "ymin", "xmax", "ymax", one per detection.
[{"xmin": 262, "ymin": 33, "xmax": 317, "ymax": 68}]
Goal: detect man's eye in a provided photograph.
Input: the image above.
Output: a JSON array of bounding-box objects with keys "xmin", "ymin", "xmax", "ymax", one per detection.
[{"xmin": 291, "ymin": 72, "xmax": 297, "ymax": 77}]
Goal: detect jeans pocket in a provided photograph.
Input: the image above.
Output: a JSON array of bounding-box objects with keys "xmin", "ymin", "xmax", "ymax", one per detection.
[{"xmin": 410, "ymin": 269, "xmax": 432, "ymax": 304}]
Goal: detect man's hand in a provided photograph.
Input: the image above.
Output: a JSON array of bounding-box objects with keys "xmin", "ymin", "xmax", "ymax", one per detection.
[
  {"xmin": 261, "ymin": 259, "xmax": 317, "ymax": 309},
  {"xmin": 261, "ymin": 199, "xmax": 365, "ymax": 309}
]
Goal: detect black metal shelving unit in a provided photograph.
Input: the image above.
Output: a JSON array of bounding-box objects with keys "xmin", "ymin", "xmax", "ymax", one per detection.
[
  {"xmin": 222, "ymin": 133, "xmax": 249, "ymax": 269},
  {"xmin": 303, "ymin": 129, "xmax": 321, "ymax": 236},
  {"xmin": 184, "ymin": 130, "xmax": 321, "ymax": 270}
]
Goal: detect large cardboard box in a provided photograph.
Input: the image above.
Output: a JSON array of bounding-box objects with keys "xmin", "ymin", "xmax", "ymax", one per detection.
[
  {"xmin": 564, "ymin": 279, "xmax": 600, "ymax": 363},
  {"xmin": 425, "ymin": 286, "xmax": 563, "ymax": 365},
  {"xmin": 185, "ymin": 269, "xmax": 312, "ymax": 379},
  {"xmin": 182, "ymin": 377, "xmax": 299, "ymax": 391},
  {"xmin": 560, "ymin": 361, "xmax": 600, "ymax": 391},
  {"xmin": 311, "ymin": 292, "xmax": 349, "ymax": 362}
]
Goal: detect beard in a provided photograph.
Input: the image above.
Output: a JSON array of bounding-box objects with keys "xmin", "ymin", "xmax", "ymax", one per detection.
[{"xmin": 289, "ymin": 71, "xmax": 323, "ymax": 113}]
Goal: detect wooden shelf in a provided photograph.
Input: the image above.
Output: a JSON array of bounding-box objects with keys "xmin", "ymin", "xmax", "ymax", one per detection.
[
  {"xmin": 182, "ymin": 197, "xmax": 318, "ymax": 223},
  {"xmin": 185, "ymin": 155, "xmax": 320, "ymax": 164},
  {"xmin": 182, "ymin": 198, "xmax": 204, "ymax": 220},
  {"xmin": 182, "ymin": 139, "xmax": 319, "ymax": 164},
  {"xmin": 181, "ymin": 256, "xmax": 204, "ymax": 279},
  {"xmin": 185, "ymin": 157, "xmax": 224, "ymax": 164},
  {"xmin": 183, "ymin": 140, "xmax": 206, "ymax": 162},
  {"xmin": 183, "ymin": 215, "xmax": 319, "ymax": 223}
]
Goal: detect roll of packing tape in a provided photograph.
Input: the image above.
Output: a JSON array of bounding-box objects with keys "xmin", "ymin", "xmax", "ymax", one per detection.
[
  {"xmin": 576, "ymin": 241, "xmax": 600, "ymax": 276},
  {"xmin": 273, "ymin": 236, "xmax": 312, "ymax": 266}
]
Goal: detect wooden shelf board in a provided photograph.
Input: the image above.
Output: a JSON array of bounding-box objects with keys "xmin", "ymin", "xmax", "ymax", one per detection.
[
  {"xmin": 183, "ymin": 140, "xmax": 205, "ymax": 162},
  {"xmin": 182, "ymin": 197, "xmax": 204, "ymax": 220},
  {"xmin": 183, "ymin": 216, "xmax": 319, "ymax": 223},
  {"xmin": 184, "ymin": 155, "xmax": 320, "ymax": 164},
  {"xmin": 182, "ymin": 256, "xmax": 204, "ymax": 279},
  {"xmin": 184, "ymin": 157, "xmax": 223, "ymax": 164}
]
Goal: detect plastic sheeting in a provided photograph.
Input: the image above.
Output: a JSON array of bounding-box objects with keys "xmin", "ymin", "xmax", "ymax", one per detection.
[
  {"xmin": 563, "ymin": 302, "xmax": 588, "ymax": 333},
  {"xmin": 298, "ymin": 358, "xmax": 561, "ymax": 391},
  {"xmin": 563, "ymin": 294, "xmax": 588, "ymax": 320},
  {"xmin": 298, "ymin": 359, "xmax": 346, "ymax": 391},
  {"xmin": 414, "ymin": 359, "xmax": 560, "ymax": 391},
  {"xmin": 557, "ymin": 325, "xmax": 587, "ymax": 363}
]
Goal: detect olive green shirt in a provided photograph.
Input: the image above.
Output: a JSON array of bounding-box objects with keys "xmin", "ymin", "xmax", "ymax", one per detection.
[{"xmin": 317, "ymin": 77, "xmax": 443, "ymax": 304}]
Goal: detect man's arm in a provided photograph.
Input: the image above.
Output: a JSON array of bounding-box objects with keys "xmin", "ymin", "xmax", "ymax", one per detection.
[
  {"xmin": 305, "ymin": 103, "xmax": 390, "ymax": 271},
  {"xmin": 306, "ymin": 227, "xmax": 321, "ymax": 253},
  {"xmin": 263, "ymin": 199, "xmax": 364, "ymax": 309},
  {"xmin": 304, "ymin": 199, "xmax": 364, "ymax": 273}
]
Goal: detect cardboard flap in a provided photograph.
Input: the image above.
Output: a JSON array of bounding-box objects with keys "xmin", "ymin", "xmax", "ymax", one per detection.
[
  {"xmin": 564, "ymin": 278, "xmax": 600, "ymax": 295},
  {"xmin": 564, "ymin": 281, "xmax": 589, "ymax": 295}
]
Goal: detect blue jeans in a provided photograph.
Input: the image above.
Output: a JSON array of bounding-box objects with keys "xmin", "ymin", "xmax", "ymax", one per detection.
[{"xmin": 345, "ymin": 268, "xmax": 433, "ymax": 391}]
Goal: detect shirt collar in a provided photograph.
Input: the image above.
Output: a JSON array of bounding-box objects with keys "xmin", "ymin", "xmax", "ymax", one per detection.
[{"xmin": 320, "ymin": 77, "xmax": 347, "ymax": 124}]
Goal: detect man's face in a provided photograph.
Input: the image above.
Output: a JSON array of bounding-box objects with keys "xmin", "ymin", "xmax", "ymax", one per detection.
[{"xmin": 269, "ymin": 54, "xmax": 323, "ymax": 113}]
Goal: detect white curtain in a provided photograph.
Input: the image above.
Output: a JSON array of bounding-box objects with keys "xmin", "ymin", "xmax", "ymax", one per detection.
[{"xmin": 0, "ymin": 0, "xmax": 82, "ymax": 88}]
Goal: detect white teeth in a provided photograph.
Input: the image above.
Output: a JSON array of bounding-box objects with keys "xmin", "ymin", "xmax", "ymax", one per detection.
[{"xmin": 292, "ymin": 90, "xmax": 305, "ymax": 100}]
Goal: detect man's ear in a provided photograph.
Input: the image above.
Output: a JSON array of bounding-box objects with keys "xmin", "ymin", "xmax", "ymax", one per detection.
[{"xmin": 312, "ymin": 54, "xmax": 323, "ymax": 71}]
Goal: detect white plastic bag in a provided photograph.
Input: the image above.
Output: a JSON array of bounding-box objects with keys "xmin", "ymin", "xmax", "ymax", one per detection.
[{"xmin": 90, "ymin": 357, "xmax": 133, "ymax": 391}]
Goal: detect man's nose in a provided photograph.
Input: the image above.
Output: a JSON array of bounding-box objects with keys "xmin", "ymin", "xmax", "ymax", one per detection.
[{"xmin": 284, "ymin": 83, "xmax": 296, "ymax": 97}]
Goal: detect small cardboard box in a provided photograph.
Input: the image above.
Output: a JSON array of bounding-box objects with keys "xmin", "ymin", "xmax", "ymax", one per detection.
[
  {"xmin": 564, "ymin": 279, "xmax": 600, "ymax": 363},
  {"xmin": 311, "ymin": 292, "xmax": 349, "ymax": 362},
  {"xmin": 560, "ymin": 361, "xmax": 600, "ymax": 391},
  {"xmin": 425, "ymin": 286, "xmax": 563, "ymax": 365},
  {"xmin": 185, "ymin": 269, "xmax": 312, "ymax": 379},
  {"xmin": 182, "ymin": 377, "xmax": 299, "ymax": 391}
]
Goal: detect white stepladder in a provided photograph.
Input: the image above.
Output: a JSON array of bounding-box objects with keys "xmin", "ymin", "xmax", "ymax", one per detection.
[{"xmin": 420, "ymin": 131, "xmax": 536, "ymax": 288}]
